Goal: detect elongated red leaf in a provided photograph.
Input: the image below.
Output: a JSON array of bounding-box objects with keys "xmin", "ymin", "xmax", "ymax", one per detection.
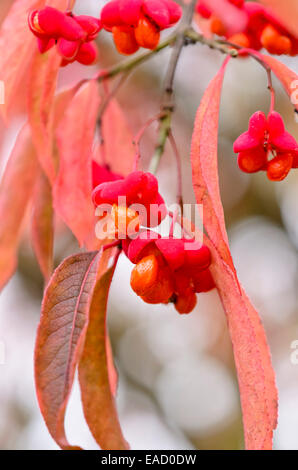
[
  {"xmin": 79, "ymin": 254, "xmax": 129, "ymax": 450},
  {"xmin": 259, "ymin": 0, "xmax": 298, "ymax": 38},
  {"xmin": 0, "ymin": 0, "xmax": 69, "ymax": 120},
  {"xmin": 0, "ymin": 124, "xmax": 38, "ymax": 290},
  {"xmin": 100, "ymin": 99, "xmax": 135, "ymax": 176},
  {"xmin": 260, "ymin": 54, "xmax": 298, "ymax": 112},
  {"xmin": 31, "ymin": 171, "xmax": 54, "ymax": 282},
  {"xmin": 191, "ymin": 58, "xmax": 234, "ymax": 266},
  {"xmin": 28, "ymin": 47, "xmax": 62, "ymax": 184},
  {"xmin": 190, "ymin": 61, "xmax": 278, "ymax": 450},
  {"xmin": 54, "ymin": 81, "xmax": 101, "ymax": 248},
  {"xmin": 35, "ymin": 250, "xmax": 105, "ymax": 449},
  {"xmin": 0, "ymin": 0, "xmax": 45, "ymax": 119}
]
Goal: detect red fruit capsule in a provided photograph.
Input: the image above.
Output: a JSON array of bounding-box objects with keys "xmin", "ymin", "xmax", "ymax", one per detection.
[
  {"xmin": 229, "ymin": 0, "xmax": 244, "ymax": 7},
  {"xmin": 130, "ymin": 254, "xmax": 160, "ymax": 296},
  {"xmin": 228, "ymin": 32, "xmax": 250, "ymax": 48},
  {"xmin": 140, "ymin": 272, "xmax": 174, "ymax": 304},
  {"xmin": 185, "ymin": 244, "xmax": 211, "ymax": 270},
  {"xmin": 237, "ymin": 149, "xmax": 267, "ymax": 173},
  {"xmin": 75, "ymin": 42, "xmax": 98, "ymax": 65},
  {"xmin": 134, "ymin": 15, "xmax": 160, "ymax": 50},
  {"xmin": 34, "ymin": 7, "xmax": 85, "ymax": 41},
  {"xmin": 92, "ymin": 161, "xmax": 123, "ymax": 189},
  {"xmin": 210, "ymin": 16, "xmax": 227, "ymax": 36},
  {"xmin": 174, "ymin": 290, "xmax": 197, "ymax": 315},
  {"xmin": 192, "ymin": 269, "xmax": 215, "ymax": 293},
  {"xmin": 196, "ymin": 3, "xmax": 211, "ymax": 19},
  {"xmin": 57, "ymin": 38, "xmax": 80, "ymax": 60},
  {"xmin": 111, "ymin": 204, "xmax": 140, "ymax": 238},
  {"xmin": 119, "ymin": 0, "xmax": 143, "ymax": 26},
  {"xmin": 132, "ymin": 260, "xmax": 174, "ymax": 304},
  {"xmin": 267, "ymin": 153, "xmax": 293, "ymax": 181},
  {"xmin": 37, "ymin": 37, "xmax": 55, "ymax": 53},
  {"xmin": 163, "ymin": 0, "xmax": 182, "ymax": 25},
  {"xmin": 112, "ymin": 25, "xmax": 140, "ymax": 54},
  {"xmin": 101, "ymin": 1, "xmax": 123, "ymax": 30},
  {"xmin": 260, "ymin": 24, "xmax": 292, "ymax": 55},
  {"xmin": 142, "ymin": 0, "xmax": 170, "ymax": 30},
  {"xmin": 74, "ymin": 15, "xmax": 102, "ymax": 39},
  {"xmin": 292, "ymin": 152, "xmax": 298, "ymax": 169}
]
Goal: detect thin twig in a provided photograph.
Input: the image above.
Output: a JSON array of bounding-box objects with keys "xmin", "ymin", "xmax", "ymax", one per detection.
[
  {"xmin": 95, "ymin": 30, "xmax": 239, "ymax": 86},
  {"xmin": 96, "ymin": 35, "xmax": 177, "ymax": 83},
  {"xmin": 97, "ymin": 72, "xmax": 129, "ymax": 126},
  {"xmin": 132, "ymin": 112, "xmax": 164, "ymax": 171},
  {"xmin": 96, "ymin": 73, "xmax": 129, "ymax": 167},
  {"xmin": 149, "ymin": 0, "xmax": 199, "ymax": 174},
  {"xmin": 168, "ymin": 130, "xmax": 183, "ymax": 211},
  {"xmin": 237, "ymin": 47, "xmax": 276, "ymax": 113}
]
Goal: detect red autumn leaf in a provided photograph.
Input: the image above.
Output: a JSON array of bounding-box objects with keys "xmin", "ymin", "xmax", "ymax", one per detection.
[
  {"xmin": 259, "ymin": 0, "xmax": 298, "ymax": 39},
  {"xmin": 0, "ymin": 0, "xmax": 45, "ymax": 119},
  {"xmin": 259, "ymin": 54, "xmax": 298, "ymax": 113},
  {"xmin": 190, "ymin": 60, "xmax": 278, "ymax": 450},
  {"xmin": 31, "ymin": 171, "xmax": 54, "ymax": 283},
  {"xmin": 99, "ymin": 99, "xmax": 135, "ymax": 176},
  {"xmin": 0, "ymin": 124, "xmax": 38, "ymax": 291},
  {"xmin": 106, "ymin": 334, "xmax": 118, "ymax": 397},
  {"xmin": 54, "ymin": 80, "xmax": 101, "ymax": 248},
  {"xmin": 0, "ymin": 0, "xmax": 70, "ymax": 120},
  {"xmin": 35, "ymin": 249, "xmax": 110, "ymax": 450},
  {"xmin": 28, "ymin": 47, "xmax": 62, "ymax": 184},
  {"xmin": 79, "ymin": 255, "xmax": 129, "ymax": 450},
  {"xmin": 191, "ymin": 58, "xmax": 234, "ymax": 266},
  {"xmin": 53, "ymin": 83, "xmax": 84, "ymax": 127}
]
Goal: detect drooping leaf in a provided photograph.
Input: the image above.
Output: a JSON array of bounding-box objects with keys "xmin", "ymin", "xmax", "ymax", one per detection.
[
  {"xmin": 31, "ymin": 171, "xmax": 54, "ymax": 283},
  {"xmin": 260, "ymin": 54, "xmax": 298, "ymax": 113},
  {"xmin": 106, "ymin": 333, "xmax": 118, "ymax": 397},
  {"xmin": 54, "ymin": 80, "xmax": 101, "ymax": 248},
  {"xmin": 191, "ymin": 57, "xmax": 234, "ymax": 265},
  {"xmin": 28, "ymin": 47, "xmax": 62, "ymax": 184},
  {"xmin": 35, "ymin": 250, "xmax": 106, "ymax": 449},
  {"xmin": 79, "ymin": 252, "xmax": 129, "ymax": 450},
  {"xmin": 100, "ymin": 99, "xmax": 135, "ymax": 176},
  {"xmin": 190, "ymin": 61, "xmax": 278, "ymax": 450},
  {"xmin": 0, "ymin": 0, "xmax": 69, "ymax": 120},
  {"xmin": 259, "ymin": 0, "xmax": 298, "ymax": 38},
  {"xmin": 0, "ymin": 124, "xmax": 38, "ymax": 291},
  {"xmin": 0, "ymin": 0, "xmax": 45, "ymax": 119}
]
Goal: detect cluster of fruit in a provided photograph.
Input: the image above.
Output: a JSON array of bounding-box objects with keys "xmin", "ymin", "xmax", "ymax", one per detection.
[
  {"xmin": 92, "ymin": 170, "xmax": 214, "ymax": 314},
  {"xmin": 197, "ymin": 0, "xmax": 298, "ymax": 55}
]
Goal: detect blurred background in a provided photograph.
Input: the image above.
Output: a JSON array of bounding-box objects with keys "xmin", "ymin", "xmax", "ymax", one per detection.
[{"xmin": 0, "ymin": 0, "xmax": 298, "ymax": 450}]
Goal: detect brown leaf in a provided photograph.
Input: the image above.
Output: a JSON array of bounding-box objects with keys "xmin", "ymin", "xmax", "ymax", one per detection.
[
  {"xmin": 28, "ymin": 47, "xmax": 62, "ymax": 184},
  {"xmin": 31, "ymin": 171, "xmax": 54, "ymax": 283},
  {"xmin": 0, "ymin": 123, "xmax": 38, "ymax": 290},
  {"xmin": 0, "ymin": 0, "xmax": 45, "ymax": 119},
  {"xmin": 79, "ymin": 254, "xmax": 129, "ymax": 450},
  {"xmin": 35, "ymin": 250, "xmax": 105, "ymax": 449}
]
